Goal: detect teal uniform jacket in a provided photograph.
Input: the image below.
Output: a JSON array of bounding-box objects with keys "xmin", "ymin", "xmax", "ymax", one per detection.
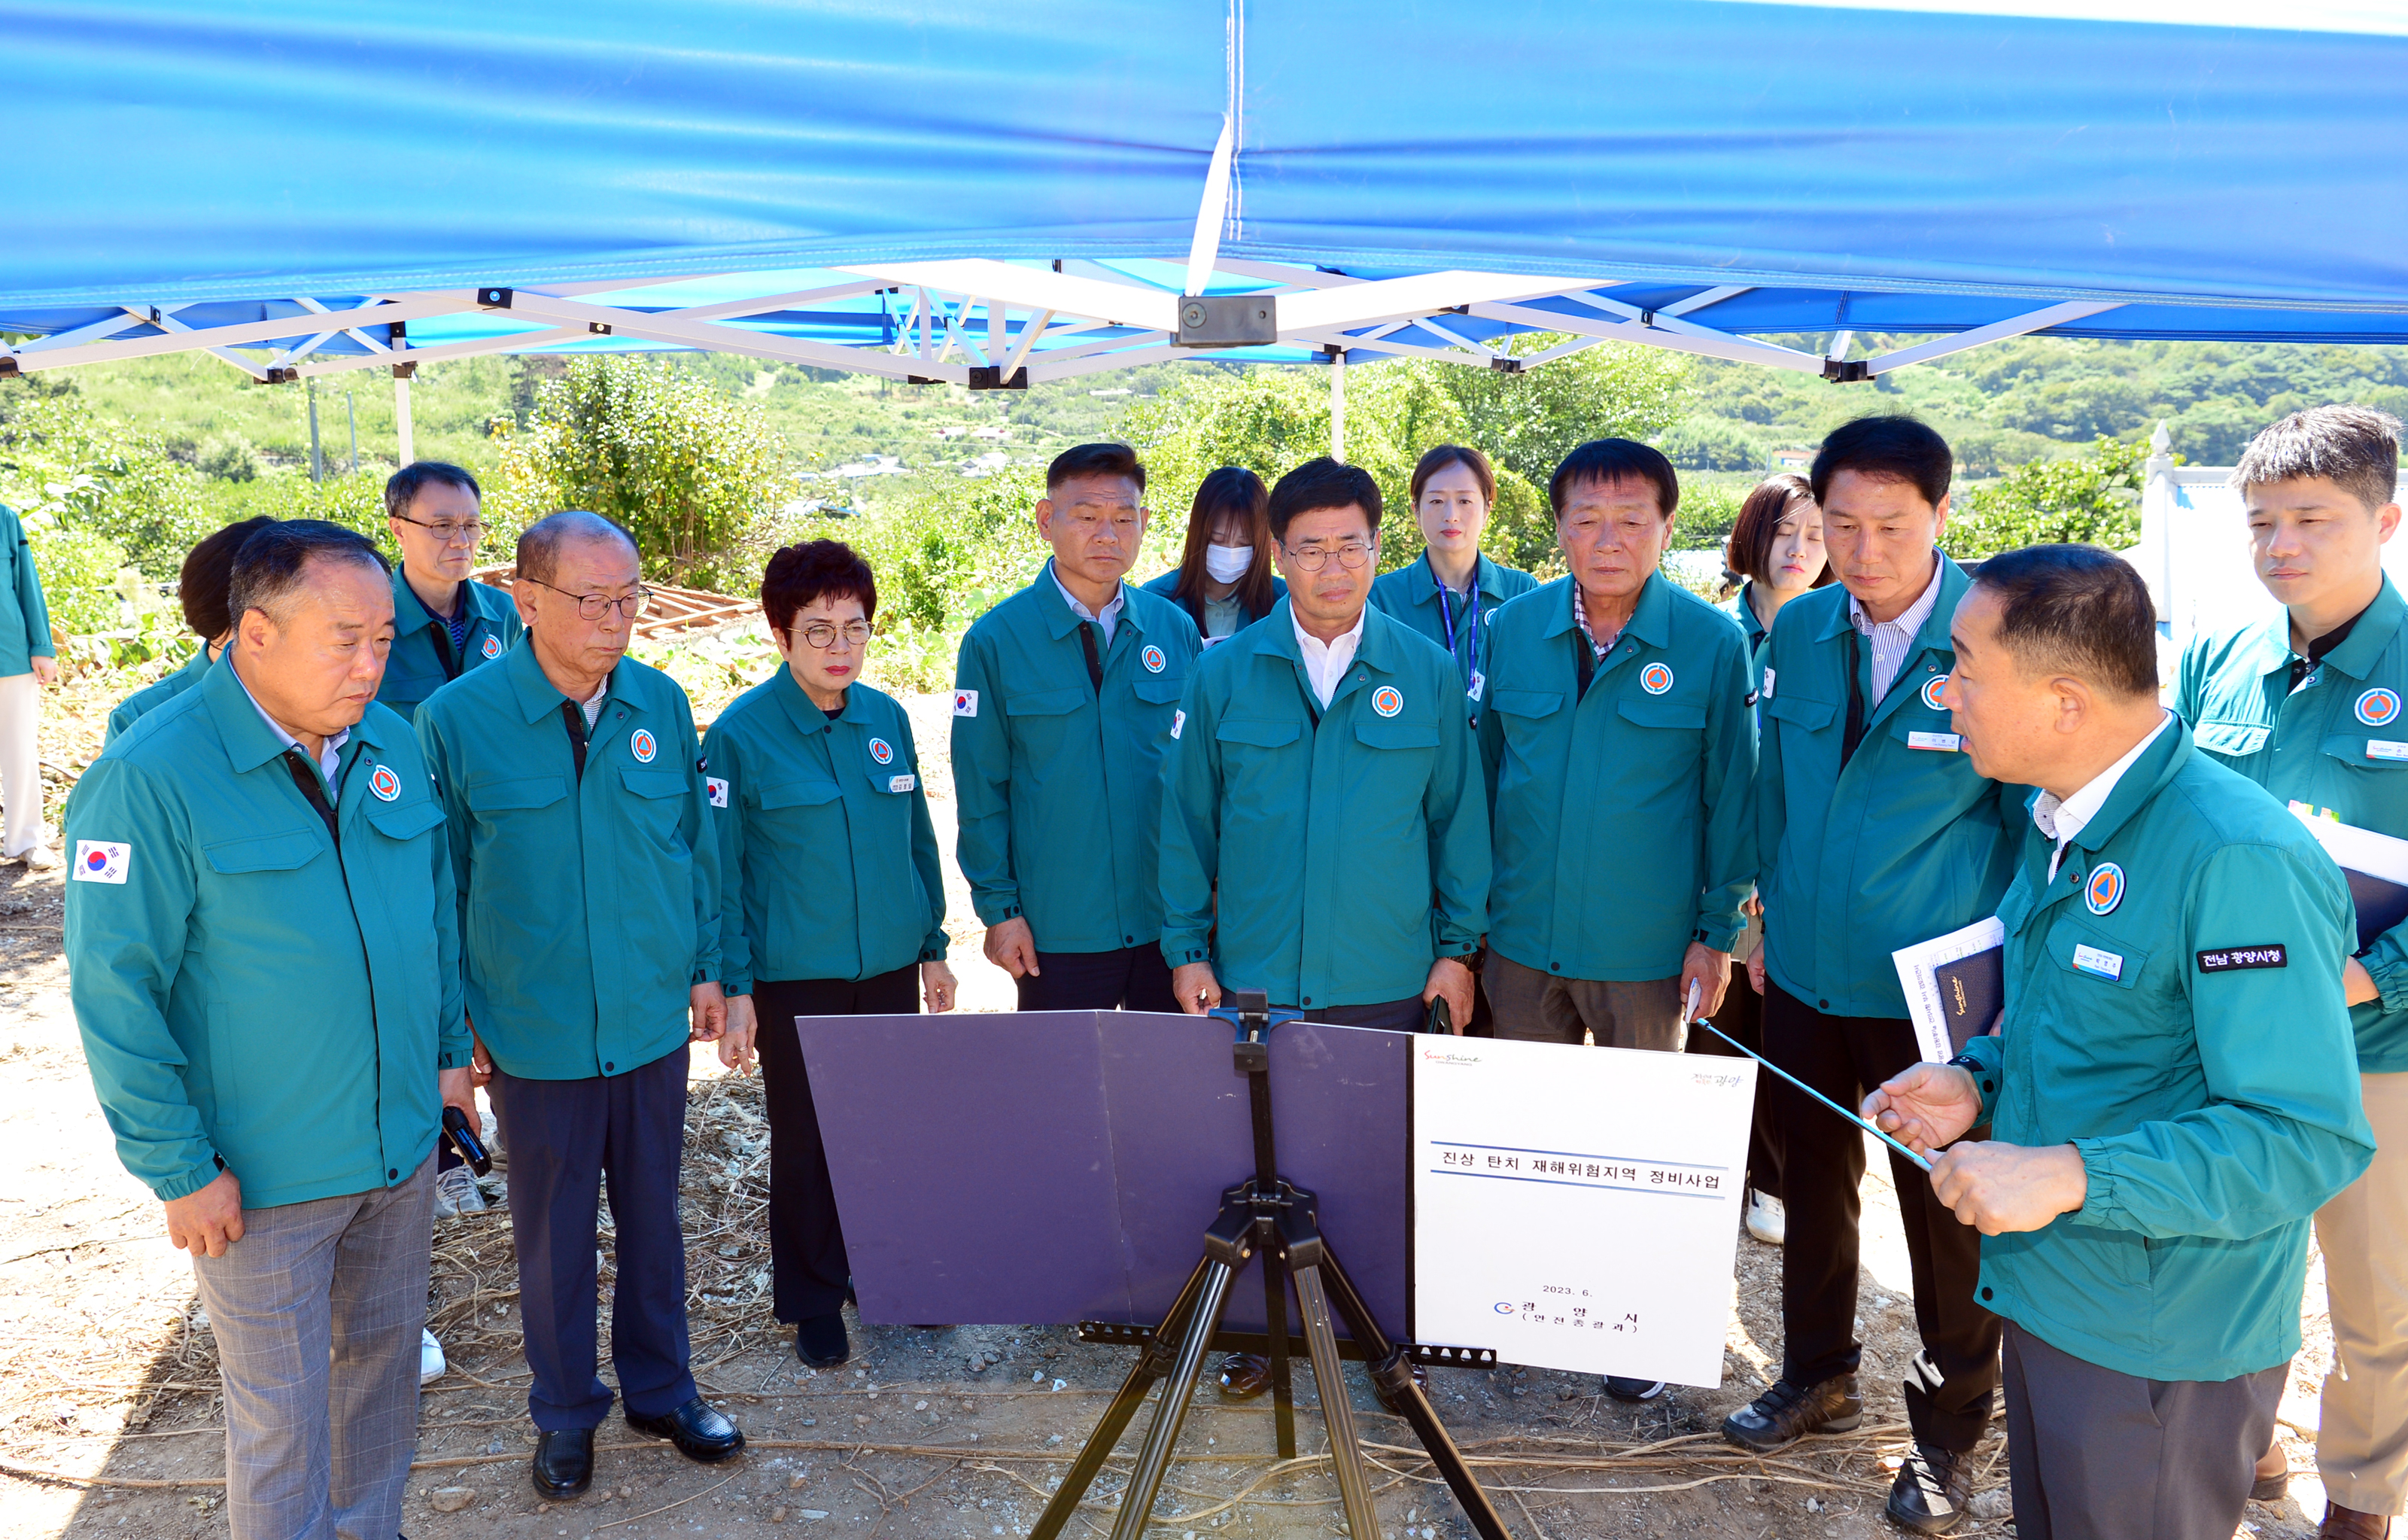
[
  {"xmin": 104, "ymin": 647, "xmax": 214, "ymax": 748},
  {"xmin": 65, "ymin": 660, "xmax": 466, "ymax": 1208},
  {"xmin": 1478, "ymin": 574, "xmax": 1757, "ymax": 980},
  {"xmin": 417, "ymin": 644, "xmax": 720, "ymax": 1081},
  {"xmin": 1959, "ymin": 720, "xmax": 2374, "ymax": 1382},
  {"xmin": 1720, "ymin": 583, "xmax": 1771, "ymax": 684},
  {"xmin": 951, "ymin": 564, "xmax": 1202, "ymax": 954},
  {"xmin": 1370, "ymin": 552, "xmax": 1539, "ymax": 692},
  {"xmin": 704, "ymin": 670, "xmax": 945, "ymax": 993},
  {"xmin": 2174, "ymin": 577, "xmax": 2408, "ymax": 1073},
  {"xmin": 0, "ymin": 503, "xmax": 54, "ymax": 677},
  {"xmin": 1139, "ymin": 567, "xmax": 1288, "ymax": 641},
  {"xmin": 378, "ymin": 572, "xmax": 524, "ymax": 723},
  {"xmin": 1757, "ymin": 561, "xmax": 2022, "ymax": 1017},
  {"xmin": 1160, "ymin": 598, "xmax": 1490, "ymax": 1009}
]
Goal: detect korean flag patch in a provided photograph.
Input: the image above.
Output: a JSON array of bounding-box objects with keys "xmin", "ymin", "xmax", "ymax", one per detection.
[
  {"xmin": 1170, "ymin": 708, "xmax": 1186, "ymax": 741},
  {"xmin": 73, "ymin": 840, "xmax": 129, "ymax": 884},
  {"xmin": 705, "ymin": 776, "xmax": 730, "ymax": 810},
  {"xmin": 952, "ymin": 689, "xmax": 978, "ymax": 718}
]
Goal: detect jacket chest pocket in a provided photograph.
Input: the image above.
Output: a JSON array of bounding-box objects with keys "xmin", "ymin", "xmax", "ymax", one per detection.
[
  {"xmin": 363, "ymin": 799, "xmax": 445, "ymax": 845},
  {"xmin": 467, "ymin": 774, "xmax": 567, "ymax": 822},
  {"xmin": 1351, "ymin": 713, "xmax": 1440, "ymax": 768},
  {"xmin": 619, "ymin": 767, "xmax": 692, "ymax": 848},
  {"xmin": 755, "ymin": 777, "xmax": 844, "ymax": 838},
  {"xmin": 1617, "ymin": 693, "xmax": 1705, "ymax": 737},
  {"xmin": 202, "ymin": 827, "xmax": 325, "ymax": 878},
  {"xmin": 2044, "ymin": 917, "xmax": 2151, "ymax": 992},
  {"xmin": 1491, "ymin": 688, "xmax": 1564, "ymax": 755},
  {"xmin": 2195, "ymin": 720, "xmax": 2272, "ymax": 760},
  {"xmin": 1130, "ymin": 669, "xmax": 1185, "ymax": 709},
  {"xmin": 1763, "ymin": 692, "xmax": 1835, "ymax": 738},
  {"xmin": 1005, "ymin": 685, "xmax": 1089, "ymax": 760},
  {"xmin": 2318, "ymin": 729, "xmax": 2408, "ymax": 778}
]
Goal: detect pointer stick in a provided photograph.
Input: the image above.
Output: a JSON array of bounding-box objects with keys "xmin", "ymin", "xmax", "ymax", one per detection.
[{"xmin": 1686, "ymin": 979, "xmax": 1934, "ymax": 1173}]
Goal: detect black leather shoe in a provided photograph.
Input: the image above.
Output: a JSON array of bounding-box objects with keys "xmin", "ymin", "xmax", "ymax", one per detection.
[
  {"xmin": 626, "ymin": 1396, "xmax": 746, "ymax": 1463},
  {"xmin": 1886, "ymin": 1442, "xmax": 1973, "ymax": 1535},
  {"xmin": 1719, "ymin": 1374, "xmax": 1863, "ymax": 1453},
  {"xmin": 796, "ymin": 1312, "xmax": 850, "ymax": 1368},
  {"xmin": 1217, "ymin": 1353, "xmax": 1272, "ymax": 1398},
  {"xmin": 530, "ymin": 1426, "xmax": 594, "ymax": 1501}
]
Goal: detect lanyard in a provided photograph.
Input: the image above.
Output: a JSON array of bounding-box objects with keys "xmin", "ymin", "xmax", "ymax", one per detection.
[{"xmin": 1434, "ymin": 568, "xmax": 1479, "ymax": 670}]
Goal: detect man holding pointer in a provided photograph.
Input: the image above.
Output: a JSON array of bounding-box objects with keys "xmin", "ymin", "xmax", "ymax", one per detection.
[{"xmin": 1873, "ymin": 543, "xmax": 2373, "ymax": 1540}]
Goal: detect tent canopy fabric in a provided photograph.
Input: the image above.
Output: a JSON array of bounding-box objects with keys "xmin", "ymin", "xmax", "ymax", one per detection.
[{"xmin": 8, "ymin": 1, "xmax": 2408, "ymax": 385}]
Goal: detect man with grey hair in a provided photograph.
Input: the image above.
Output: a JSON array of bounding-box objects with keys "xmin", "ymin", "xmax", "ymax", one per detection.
[
  {"xmin": 418, "ymin": 510, "xmax": 741, "ymax": 1502},
  {"xmin": 2175, "ymin": 405, "xmax": 2408, "ymax": 1540},
  {"xmin": 66, "ymin": 519, "xmax": 470, "ymax": 1540}
]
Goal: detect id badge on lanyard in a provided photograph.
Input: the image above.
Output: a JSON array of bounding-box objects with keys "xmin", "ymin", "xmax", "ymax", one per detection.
[{"xmin": 1437, "ymin": 578, "xmax": 1479, "ymax": 671}]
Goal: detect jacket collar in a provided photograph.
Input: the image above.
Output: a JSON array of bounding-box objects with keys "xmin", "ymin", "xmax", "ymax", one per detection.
[
  {"xmin": 2311, "ymin": 576, "xmax": 2406, "ymax": 683},
  {"xmin": 1538, "ymin": 571, "xmax": 1672, "ymax": 650},
  {"xmin": 767, "ymin": 662, "xmax": 853, "ymax": 740},
  {"xmin": 1811, "ymin": 553, "xmax": 1963, "ymax": 646},
  {"xmin": 1032, "ymin": 559, "xmax": 1140, "ymax": 642},
  {"xmin": 2030, "ymin": 713, "xmax": 2192, "ymax": 864},
  {"xmin": 1400, "ymin": 551, "xmax": 1510, "ymax": 606},
  {"xmin": 500, "ymin": 634, "xmax": 643, "ymax": 726},
  {"xmin": 204, "ymin": 650, "xmax": 387, "ymax": 775},
  {"xmin": 390, "ymin": 568, "xmax": 511, "ymax": 636}
]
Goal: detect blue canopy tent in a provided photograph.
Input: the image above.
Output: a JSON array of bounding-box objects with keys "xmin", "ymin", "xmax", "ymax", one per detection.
[{"xmin": 5, "ymin": 0, "xmax": 2407, "ymax": 398}]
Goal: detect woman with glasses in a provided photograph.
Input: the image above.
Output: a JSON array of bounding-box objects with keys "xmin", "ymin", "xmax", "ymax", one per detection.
[
  {"xmin": 1140, "ymin": 466, "xmax": 1285, "ymax": 644},
  {"xmin": 707, "ymin": 540, "xmax": 954, "ymax": 1370},
  {"xmin": 1368, "ymin": 446, "xmax": 1539, "ymax": 699},
  {"xmin": 378, "ymin": 461, "xmax": 522, "ymax": 723}
]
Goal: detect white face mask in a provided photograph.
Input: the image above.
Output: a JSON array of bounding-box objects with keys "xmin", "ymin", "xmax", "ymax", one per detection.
[{"xmin": 1203, "ymin": 544, "xmax": 1254, "ymax": 583}]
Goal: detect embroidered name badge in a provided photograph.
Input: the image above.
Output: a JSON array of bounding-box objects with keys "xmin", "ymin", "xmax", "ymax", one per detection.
[
  {"xmin": 629, "ymin": 728, "xmax": 657, "ymax": 763},
  {"xmin": 1170, "ymin": 708, "xmax": 1186, "ymax": 740},
  {"xmin": 2359, "ymin": 687, "xmax": 2402, "ymax": 727},
  {"xmin": 1142, "ymin": 644, "xmax": 1166, "ymax": 674},
  {"xmin": 1921, "ymin": 674, "xmax": 1950, "ymax": 711},
  {"xmin": 1907, "ymin": 731, "xmax": 1963, "ymax": 752},
  {"xmin": 2085, "ymin": 863, "xmax": 2125, "ymax": 915},
  {"xmin": 72, "ymin": 840, "xmax": 129, "ymax": 884},
  {"xmin": 1371, "ymin": 686, "xmax": 1403, "ymax": 717},
  {"xmin": 952, "ymin": 689, "xmax": 978, "ymax": 717},
  {"xmin": 2198, "ymin": 944, "xmax": 2287, "ymax": 972},
  {"xmin": 1640, "ymin": 662, "xmax": 1674, "ymax": 695},
  {"xmin": 887, "ymin": 774, "xmax": 917, "ymax": 794},
  {"xmin": 2070, "ymin": 943, "xmax": 2124, "ymax": 981},
  {"xmin": 705, "ymin": 776, "xmax": 729, "ymax": 809},
  {"xmin": 481, "ymin": 635, "xmax": 503, "ymax": 660},
  {"xmin": 868, "ymin": 737, "xmax": 895, "ymax": 765},
  {"xmin": 368, "ymin": 764, "xmax": 402, "ymax": 802},
  {"xmin": 2370, "ymin": 740, "xmax": 2408, "ymax": 761}
]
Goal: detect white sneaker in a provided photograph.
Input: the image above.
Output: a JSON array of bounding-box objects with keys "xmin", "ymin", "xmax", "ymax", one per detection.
[
  {"xmin": 432, "ymin": 1164, "xmax": 486, "ymax": 1218},
  {"xmin": 17, "ymin": 846, "xmax": 58, "ymax": 870},
  {"xmin": 1746, "ymin": 1190, "xmax": 1786, "ymax": 1246},
  {"xmin": 420, "ymin": 1327, "xmax": 445, "ymax": 1385}
]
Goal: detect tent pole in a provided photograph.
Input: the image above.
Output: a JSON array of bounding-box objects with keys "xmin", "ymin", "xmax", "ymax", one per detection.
[
  {"xmin": 1329, "ymin": 350, "xmax": 1345, "ymax": 464},
  {"xmin": 346, "ymin": 388, "xmax": 358, "ymax": 475},
  {"xmin": 394, "ymin": 370, "xmax": 415, "ymax": 466},
  {"xmin": 308, "ymin": 378, "xmax": 324, "ymax": 482}
]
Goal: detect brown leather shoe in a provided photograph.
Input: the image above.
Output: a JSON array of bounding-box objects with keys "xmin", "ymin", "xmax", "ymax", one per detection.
[
  {"xmin": 2251, "ymin": 1442, "xmax": 2290, "ymax": 1503},
  {"xmin": 2318, "ymin": 1501, "xmax": 2394, "ymax": 1540}
]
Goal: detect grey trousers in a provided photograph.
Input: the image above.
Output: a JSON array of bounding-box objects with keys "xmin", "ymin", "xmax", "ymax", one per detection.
[
  {"xmin": 190, "ymin": 1155, "xmax": 434, "ymax": 1540},
  {"xmin": 1485, "ymin": 953, "xmax": 1686, "ymax": 1050},
  {"xmin": 2002, "ymin": 1321, "xmax": 2283, "ymax": 1540}
]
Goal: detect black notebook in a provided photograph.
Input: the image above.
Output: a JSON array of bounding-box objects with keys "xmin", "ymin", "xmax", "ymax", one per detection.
[
  {"xmin": 1894, "ymin": 917, "xmax": 2008, "ymax": 1061},
  {"xmin": 2290, "ymin": 805, "xmax": 2408, "ymax": 954}
]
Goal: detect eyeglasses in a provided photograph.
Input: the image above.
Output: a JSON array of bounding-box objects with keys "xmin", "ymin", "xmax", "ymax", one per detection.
[
  {"xmin": 789, "ymin": 620, "xmax": 874, "ymax": 650},
  {"xmin": 392, "ymin": 513, "xmax": 487, "ymax": 545},
  {"xmin": 521, "ymin": 576, "xmax": 652, "ymax": 620},
  {"xmin": 1282, "ymin": 540, "xmax": 1375, "ymax": 572}
]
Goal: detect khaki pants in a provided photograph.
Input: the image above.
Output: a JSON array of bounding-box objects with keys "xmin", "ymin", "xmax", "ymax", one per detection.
[
  {"xmin": 2318, "ymin": 1070, "xmax": 2408, "ymax": 1516},
  {"xmin": 1485, "ymin": 952, "xmax": 1684, "ymax": 1051}
]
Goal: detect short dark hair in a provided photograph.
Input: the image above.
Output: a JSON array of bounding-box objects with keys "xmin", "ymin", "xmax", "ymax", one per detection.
[
  {"xmin": 384, "ymin": 461, "xmax": 482, "ymax": 520},
  {"xmin": 1972, "ymin": 543, "xmax": 2157, "ymax": 698},
  {"xmin": 1046, "ymin": 443, "xmax": 1146, "ymax": 495},
  {"xmin": 1724, "ymin": 475, "xmax": 1832, "ymax": 590},
  {"xmin": 227, "ymin": 520, "xmax": 390, "ymax": 626},
  {"xmin": 1810, "ymin": 415, "xmax": 1953, "ymax": 508},
  {"xmin": 1409, "ymin": 445, "xmax": 1496, "ymax": 508},
  {"xmin": 1548, "ymin": 439, "xmax": 1680, "ymax": 519},
  {"xmin": 761, "ymin": 539, "xmax": 877, "ymax": 635},
  {"xmin": 1267, "ymin": 457, "xmax": 1382, "ymax": 542},
  {"xmin": 514, "ymin": 510, "xmax": 637, "ymax": 587},
  {"xmin": 179, "ymin": 516, "xmax": 276, "ymax": 639},
  {"xmin": 2233, "ymin": 405, "xmax": 2402, "ymax": 513}
]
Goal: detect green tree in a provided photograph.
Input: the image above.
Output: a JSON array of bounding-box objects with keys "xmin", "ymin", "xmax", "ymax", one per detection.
[
  {"xmin": 1947, "ymin": 434, "xmax": 2148, "ymax": 559},
  {"xmin": 0, "ymin": 390, "xmax": 209, "ymax": 576},
  {"xmin": 1442, "ymin": 334, "xmax": 1690, "ymax": 487},
  {"xmin": 490, "ymin": 355, "xmax": 799, "ymax": 590}
]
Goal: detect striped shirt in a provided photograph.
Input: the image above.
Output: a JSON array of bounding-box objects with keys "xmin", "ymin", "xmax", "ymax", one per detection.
[{"xmin": 1847, "ymin": 555, "xmax": 1945, "ymax": 702}]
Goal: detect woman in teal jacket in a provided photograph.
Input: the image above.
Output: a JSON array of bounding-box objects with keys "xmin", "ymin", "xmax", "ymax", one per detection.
[
  {"xmin": 1368, "ymin": 445, "xmax": 1540, "ymax": 697},
  {"xmin": 710, "ymin": 540, "xmax": 953, "ymax": 1372},
  {"xmin": 1141, "ymin": 465, "xmax": 1286, "ymax": 644}
]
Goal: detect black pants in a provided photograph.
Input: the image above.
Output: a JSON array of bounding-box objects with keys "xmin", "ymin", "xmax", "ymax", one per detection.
[
  {"xmin": 1299, "ymin": 996, "xmax": 1424, "ymax": 1032},
  {"xmin": 1015, "ymin": 945, "xmax": 1178, "ymax": 1013},
  {"xmin": 490, "ymin": 1045, "xmax": 695, "ymax": 1432},
  {"xmin": 1685, "ymin": 960, "xmax": 1782, "ymax": 1201},
  {"xmin": 2002, "ymin": 1322, "xmax": 2283, "ymax": 1540},
  {"xmin": 756, "ymin": 966, "xmax": 920, "ymax": 1322},
  {"xmin": 1762, "ymin": 982, "xmax": 1999, "ymax": 1451}
]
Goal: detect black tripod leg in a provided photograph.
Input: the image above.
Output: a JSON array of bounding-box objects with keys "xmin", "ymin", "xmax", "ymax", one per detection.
[
  {"xmin": 1263, "ymin": 1245, "xmax": 1297, "ymax": 1459},
  {"xmin": 1029, "ymin": 1257, "xmax": 1216, "ymax": 1540},
  {"xmin": 1318, "ymin": 1246, "xmax": 1512, "ymax": 1540},
  {"xmin": 1106, "ymin": 1256, "xmax": 1242, "ymax": 1540},
  {"xmin": 1294, "ymin": 1263, "xmax": 1379, "ymax": 1540}
]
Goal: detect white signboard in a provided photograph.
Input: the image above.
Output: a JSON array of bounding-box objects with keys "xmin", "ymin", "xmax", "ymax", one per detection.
[{"xmin": 1412, "ymin": 1036, "xmax": 1755, "ymax": 1387}]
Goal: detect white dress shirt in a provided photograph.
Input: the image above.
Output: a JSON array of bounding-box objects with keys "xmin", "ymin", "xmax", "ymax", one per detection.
[
  {"xmin": 230, "ymin": 658, "xmax": 348, "ymax": 792},
  {"xmin": 1849, "ymin": 555, "xmax": 1947, "ymax": 702},
  {"xmin": 1051, "ymin": 562, "xmax": 1126, "ymax": 644},
  {"xmin": 1295, "ymin": 604, "xmax": 1368, "ymax": 709},
  {"xmin": 2033, "ymin": 710, "xmax": 2173, "ymax": 881}
]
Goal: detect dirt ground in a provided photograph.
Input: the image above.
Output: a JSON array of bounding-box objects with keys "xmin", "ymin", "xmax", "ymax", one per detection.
[{"xmin": 0, "ymin": 680, "xmax": 2360, "ymax": 1539}]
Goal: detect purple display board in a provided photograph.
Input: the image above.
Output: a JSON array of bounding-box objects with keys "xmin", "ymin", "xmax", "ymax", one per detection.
[{"xmin": 796, "ymin": 1010, "xmax": 1410, "ymax": 1336}]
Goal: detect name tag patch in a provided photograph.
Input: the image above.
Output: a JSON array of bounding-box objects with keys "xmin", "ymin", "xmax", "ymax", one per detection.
[
  {"xmin": 2370, "ymin": 740, "xmax": 2408, "ymax": 761},
  {"xmin": 2197, "ymin": 944, "xmax": 2288, "ymax": 973},
  {"xmin": 705, "ymin": 776, "xmax": 729, "ymax": 809},
  {"xmin": 1907, "ymin": 731, "xmax": 1963, "ymax": 752},
  {"xmin": 2070, "ymin": 943, "xmax": 2124, "ymax": 981},
  {"xmin": 887, "ymin": 774, "xmax": 916, "ymax": 794}
]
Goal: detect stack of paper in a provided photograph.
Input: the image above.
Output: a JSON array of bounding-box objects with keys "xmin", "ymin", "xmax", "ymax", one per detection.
[
  {"xmin": 1893, "ymin": 916, "xmax": 2006, "ymax": 1064},
  {"xmin": 2288, "ymin": 804, "xmax": 2408, "ymax": 953}
]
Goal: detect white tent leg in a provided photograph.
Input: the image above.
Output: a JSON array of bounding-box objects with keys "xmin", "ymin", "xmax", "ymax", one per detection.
[
  {"xmin": 1330, "ymin": 351, "xmax": 1346, "ymax": 464},
  {"xmin": 394, "ymin": 371, "xmax": 415, "ymax": 466}
]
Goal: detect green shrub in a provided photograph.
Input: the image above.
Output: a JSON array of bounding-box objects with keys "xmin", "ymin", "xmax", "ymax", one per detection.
[
  {"xmin": 28, "ymin": 525, "xmax": 132, "ymax": 637},
  {"xmin": 1948, "ymin": 434, "xmax": 2148, "ymax": 559}
]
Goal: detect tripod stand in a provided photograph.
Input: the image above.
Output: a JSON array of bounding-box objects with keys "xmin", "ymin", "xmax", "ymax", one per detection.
[{"xmin": 1029, "ymin": 992, "xmax": 1510, "ymax": 1540}]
